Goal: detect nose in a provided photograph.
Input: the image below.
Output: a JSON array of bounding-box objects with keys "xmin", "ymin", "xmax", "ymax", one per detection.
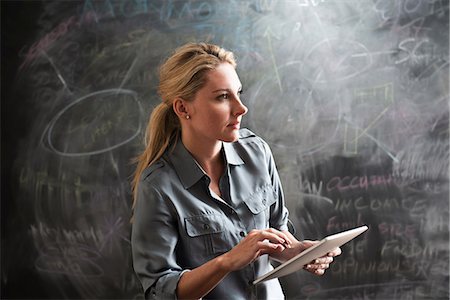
[{"xmin": 233, "ymin": 97, "xmax": 248, "ymax": 117}]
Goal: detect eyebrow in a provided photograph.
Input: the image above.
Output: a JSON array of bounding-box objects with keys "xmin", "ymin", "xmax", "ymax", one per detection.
[{"xmin": 211, "ymin": 87, "xmax": 242, "ymax": 93}]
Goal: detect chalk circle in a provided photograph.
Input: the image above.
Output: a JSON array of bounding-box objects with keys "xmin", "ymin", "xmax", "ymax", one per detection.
[
  {"xmin": 247, "ymin": 61, "xmax": 341, "ymax": 152},
  {"xmin": 304, "ymin": 38, "xmax": 372, "ymax": 84},
  {"xmin": 46, "ymin": 89, "xmax": 142, "ymax": 157}
]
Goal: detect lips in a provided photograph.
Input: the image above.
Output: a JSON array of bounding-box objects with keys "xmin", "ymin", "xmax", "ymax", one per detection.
[{"xmin": 228, "ymin": 122, "xmax": 240, "ymax": 129}]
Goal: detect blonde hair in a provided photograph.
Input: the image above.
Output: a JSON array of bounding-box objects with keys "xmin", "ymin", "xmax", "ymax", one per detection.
[{"xmin": 132, "ymin": 42, "xmax": 236, "ymax": 208}]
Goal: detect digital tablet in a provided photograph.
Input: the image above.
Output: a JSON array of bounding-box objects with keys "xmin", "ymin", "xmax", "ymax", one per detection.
[{"xmin": 253, "ymin": 225, "xmax": 369, "ymax": 284}]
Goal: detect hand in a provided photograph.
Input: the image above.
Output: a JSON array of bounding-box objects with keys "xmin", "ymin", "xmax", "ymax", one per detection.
[
  {"xmin": 221, "ymin": 228, "xmax": 293, "ymax": 272},
  {"xmin": 300, "ymin": 240, "xmax": 342, "ymax": 276}
]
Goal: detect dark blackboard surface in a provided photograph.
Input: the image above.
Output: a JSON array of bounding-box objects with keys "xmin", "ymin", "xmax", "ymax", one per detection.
[{"xmin": 2, "ymin": 1, "xmax": 449, "ymax": 299}]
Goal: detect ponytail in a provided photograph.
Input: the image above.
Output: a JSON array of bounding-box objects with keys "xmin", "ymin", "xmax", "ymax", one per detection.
[{"xmin": 131, "ymin": 102, "xmax": 179, "ymax": 209}]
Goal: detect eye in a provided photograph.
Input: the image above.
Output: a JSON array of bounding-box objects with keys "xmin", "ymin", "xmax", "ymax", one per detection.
[{"xmin": 217, "ymin": 93, "xmax": 229, "ymax": 100}]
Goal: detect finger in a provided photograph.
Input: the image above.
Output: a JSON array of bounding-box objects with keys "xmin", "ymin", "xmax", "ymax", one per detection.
[
  {"xmin": 258, "ymin": 240, "xmax": 285, "ymax": 254},
  {"xmin": 256, "ymin": 230, "xmax": 287, "ymax": 246},
  {"xmin": 305, "ymin": 263, "xmax": 329, "ymax": 270},
  {"xmin": 266, "ymin": 228, "xmax": 293, "ymax": 246},
  {"xmin": 328, "ymin": 247, "xmax": 342, "ymax": 257},
  {"xmin": 304, "ymin": 265, "xmax": 326, "ymax": 276},
  {"xmin": 314, "ymin": 269, "xmax": 325, "ymax": 275},
  {"xmin": 264, "ymin": 228, "xmax": 291, "ymax": 246},
  {"xmin": 301, "ymin": 240, "xmax": 318, "ymax": 248},
  {"xmin": 314, "ymin": 257, "xmax": 333, "ymax": 264}
]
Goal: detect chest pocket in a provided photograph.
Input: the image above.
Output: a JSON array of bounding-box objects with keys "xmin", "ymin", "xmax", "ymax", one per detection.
[
  {"xmin": 242, "ymin": 183, "xmax": 277, "ymax": 229},
  {"xmin": 185, "ymin": 213, "xmax": 229, "ymax": 256}
]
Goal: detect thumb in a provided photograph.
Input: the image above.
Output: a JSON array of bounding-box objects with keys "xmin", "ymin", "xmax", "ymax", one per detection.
[{"xmin": 299, "ymin": 240, "xmax": 318, "ymax": 252}]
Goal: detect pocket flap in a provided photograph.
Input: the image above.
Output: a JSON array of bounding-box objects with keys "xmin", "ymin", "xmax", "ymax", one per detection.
[
  {"xmin": 243, "ymin": 183, "xmax": 277, "ymax": 214},
  {"xmin": 185, "ymin": 214, "xmax": 224, "ymax": 237}
]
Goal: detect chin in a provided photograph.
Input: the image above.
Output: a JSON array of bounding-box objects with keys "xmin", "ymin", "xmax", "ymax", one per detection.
[{"xmin": 221, "ymin": 133, "xmax": 240, "ymax": 143}]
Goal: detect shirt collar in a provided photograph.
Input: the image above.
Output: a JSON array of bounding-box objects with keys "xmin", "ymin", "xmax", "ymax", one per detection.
[
  {"xmin": 223, "ymin": 142, "xmax": 245, "ymax": 166},
  {"xmin": 167, "ymin": 139, "xmax": 245, "ymax": 189},
  {"xmin": 167, "ymin": 139, "xmax": 205, "ymax": 189}
]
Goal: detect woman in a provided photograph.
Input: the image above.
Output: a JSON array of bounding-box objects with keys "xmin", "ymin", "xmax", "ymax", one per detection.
[{"xmin": 131, "ymin": 42, "xmax": 341, "ymax": 299}]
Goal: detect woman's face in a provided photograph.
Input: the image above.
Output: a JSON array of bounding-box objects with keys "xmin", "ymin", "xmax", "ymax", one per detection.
[{"xmin": 185, "ymin": 63, "xmax": 248, "ymax": 143}]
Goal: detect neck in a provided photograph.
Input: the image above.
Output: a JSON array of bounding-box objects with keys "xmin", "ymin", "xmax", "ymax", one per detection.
[{"xmin": 181, "ymin": 131, "xmax": 223, "ymax": 173}]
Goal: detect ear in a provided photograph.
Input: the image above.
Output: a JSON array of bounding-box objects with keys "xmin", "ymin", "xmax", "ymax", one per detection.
[{"xmin": 172, "ymin": 97, "xmax": 190, "ymax": 120}]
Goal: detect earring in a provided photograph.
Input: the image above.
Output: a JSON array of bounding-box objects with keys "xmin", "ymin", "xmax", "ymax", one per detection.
[{"xmin": 185, "ymin": 115, "xmax": 190, "ymax": 120}]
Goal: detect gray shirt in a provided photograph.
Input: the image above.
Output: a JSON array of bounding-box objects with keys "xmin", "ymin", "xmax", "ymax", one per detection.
[{"xmin": 132, "ymin": 129, "xmax": 289, "ymax": 299}]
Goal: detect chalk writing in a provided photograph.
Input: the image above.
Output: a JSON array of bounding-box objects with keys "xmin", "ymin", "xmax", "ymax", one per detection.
[
  {"xmin": 81, "ymin": 0, "xmax": 216, "ymax": 23},
  {"xmin": 34, "ymin": 244, "xmax": 104, "ymax": 277},
  {"xmin": 381, "ymin": 239, "xmax": 437, "ymax": 259},
  {"xmin": 332, "ymin": 196, "xmax": 428, "ymax": 217},
  {"xmin": 326, "ymin": 213, "xmax": 365, "ymax": 233},
  {"xmin": 20, "ymin": 17, "xmax": 77, "ymax": 70},
  {"xmin": 394, "ymin": 138, "xmax": 449, "ymax": 181},
  {"xmin": 326, "ymin": 174, "xmax": 394, "ymax": 192},
  {"xmin": 42, "ymin": 89, "xmax": 142, "ymax": 157}
]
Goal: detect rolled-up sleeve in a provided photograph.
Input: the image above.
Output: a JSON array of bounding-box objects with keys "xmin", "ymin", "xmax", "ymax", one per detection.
[
  {"xmin": 131, "ymin": 180, "xmax": 186, "ymax": 299},
  {"xmin": 262, "ymin": 140, "xmax": 289, "ymax": 232}
]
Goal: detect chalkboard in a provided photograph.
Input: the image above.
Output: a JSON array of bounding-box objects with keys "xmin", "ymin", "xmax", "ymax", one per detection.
[{"xmin": 2, "ymin": 0, "xmax": 449, "ymax": 299}]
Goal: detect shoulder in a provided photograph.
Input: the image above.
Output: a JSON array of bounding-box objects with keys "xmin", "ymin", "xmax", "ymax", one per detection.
[
  {"xmin": 141, "ymin": 161, "xmax": 164, "ymax": 181},
  {"xmin": 238, "ymin": 128, "xmax": 257, "ymax": 139},
  {"xmin": 140, "ymin": 157, "xmax": 174, "ymax": 185},
  {"xmin": 237, "ymin": 128, "xmax": 271, "ymax": 151},
  {"xmin": 136, "ymin": 159, "xmax": 177, "ymax": 208},
  {"xmin": 238, "ymin": 128, "xmax": 267, "ymax": 145},
  {"xmin": 230, "ymin": 128, "xmax": 273, "ymax": 162}
]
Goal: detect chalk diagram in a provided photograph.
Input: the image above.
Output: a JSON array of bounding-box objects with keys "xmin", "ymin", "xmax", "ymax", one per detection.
[
  {"xmin": 249, "ymin": 39, "xmax": 408, "ymax": 159},
  {"xmin": 247, "ymin": 38, "xmax": 374, "ymax": 153}
]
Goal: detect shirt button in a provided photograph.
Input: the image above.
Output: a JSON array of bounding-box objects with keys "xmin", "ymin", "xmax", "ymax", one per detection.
[
  {"xmin": 203, "ymin": 224, "xmax": 210, "ymax": 230},
  {"xmin": 240, "ymin": 231, "xmax": 246, "ymax": 237}
]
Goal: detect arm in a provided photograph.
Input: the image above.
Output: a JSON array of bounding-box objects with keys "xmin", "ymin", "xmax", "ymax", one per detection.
[
  {"xmin": 177, "ymin": 229, "xmax": 291, "ymax": 299},
  {"xmin": 132, "ymin": 183, "xmax": 185, "ymax": 299},
  {"xmin": 176, "ymin": 255, "xmax": 229, "ymax": 299}
]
